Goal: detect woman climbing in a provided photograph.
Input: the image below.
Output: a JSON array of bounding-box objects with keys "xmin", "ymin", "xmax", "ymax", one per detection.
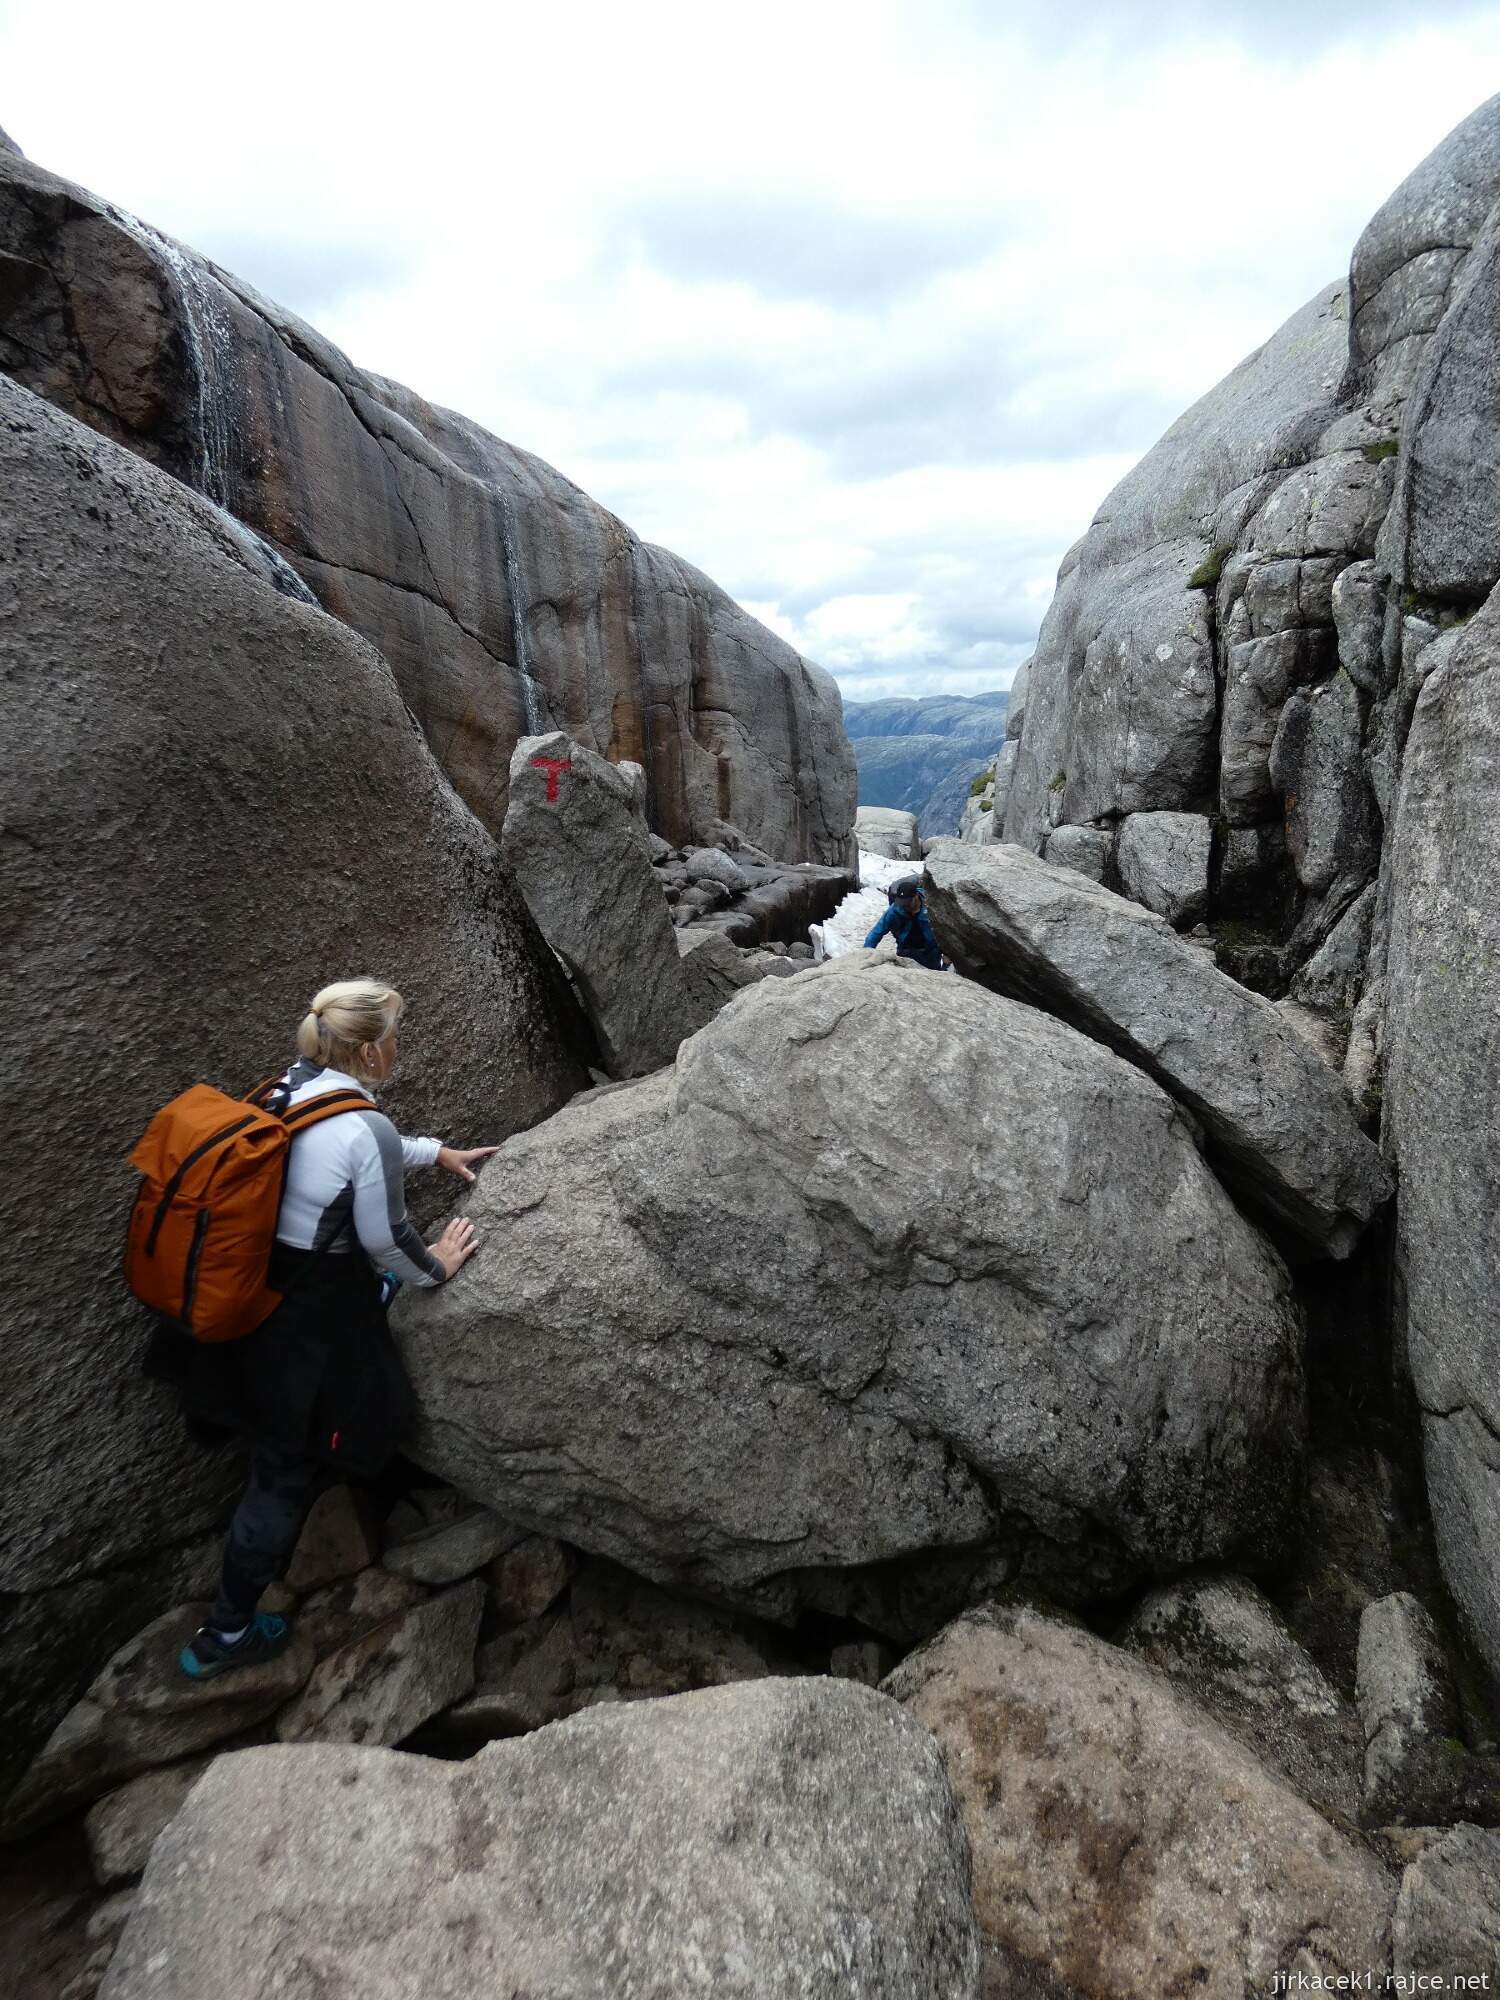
[{"xmin": 150, "ymin": 978, "xmax": 497, "ymax": 1679}]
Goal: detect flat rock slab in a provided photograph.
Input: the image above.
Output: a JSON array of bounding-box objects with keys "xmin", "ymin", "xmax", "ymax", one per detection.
[
  {"xmin": 101, "ymin": 1679, "xmax": 981, "ymax": 2000},
  {"xmin": 923, "ymin": 839, "xmax": 1391, "ymax": 1256},
  {"xmin": 1120, "ymin": 1573, "xmax": 1361, "ymax": 1824},
  {"xmin": 382, "ymin": 1507, "xmax": 521, "ymax": 1585},
  {"xmin": 1, "ymin": 1605, "xmax": 313, "ymax": 1838},
  {"xmin": 276, "ymin": 1579, "xmax": 484, "ymax": 1748},
  {"xmin": 887, "ymin": 1599, "xmax": 1393, "ymax": 1999},
  {"xmin": 297, "ymin": 1569, "xmax": 429, "ymax": 1660},
  {"xmin": 397, "ymin": 952, "xmax": 1305, "ymax": 1619}
]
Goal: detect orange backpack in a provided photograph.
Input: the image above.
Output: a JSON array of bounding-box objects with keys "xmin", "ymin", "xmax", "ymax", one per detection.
[{"xmin": 124, "ymin": 1079, "xmax": 369, "ymax": 1342}]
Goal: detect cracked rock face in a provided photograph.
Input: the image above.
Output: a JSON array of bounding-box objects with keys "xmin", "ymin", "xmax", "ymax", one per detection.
[
  {"xmin": 0, "ymin": 146, "xmax": 856, "ymax": 864},
  {"xmin": 99, "ymin": 1680, "xmax": 982, "ymax": 2000},
  {"xmin": 887, "ymin": 1599, "xmax": 1393, "ymax": 2000},
  {"xmin": 396, "ymin": 953, "xmax": 1305, "ymax": 1621},
  {"xmin": 1385, "ymin": 588, "xmax": 1500, "ymax": 1684}
]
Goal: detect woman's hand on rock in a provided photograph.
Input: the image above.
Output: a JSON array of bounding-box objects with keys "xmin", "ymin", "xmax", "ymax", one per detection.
[
  {"xmin": 437, "ymin": 1144, "xmax": 500, "ymax": 1183},
  {"xmin": 430, "ymin": 1217, "xmax": 478, "ymax": 1280}
]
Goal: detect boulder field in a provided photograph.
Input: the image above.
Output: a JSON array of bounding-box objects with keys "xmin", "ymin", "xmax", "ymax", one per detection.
[{"xmin": 11, "ymin": 83, "xmax": 1500, "ymax": 2000}]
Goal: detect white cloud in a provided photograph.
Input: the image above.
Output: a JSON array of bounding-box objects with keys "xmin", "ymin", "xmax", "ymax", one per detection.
[{"xmin": 4, "ymin": 1, "xmax": 1500, "ymax": 701}]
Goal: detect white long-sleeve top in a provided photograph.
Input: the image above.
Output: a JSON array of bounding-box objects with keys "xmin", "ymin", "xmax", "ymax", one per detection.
[{"xmin": 274, "ymin": 1059, "xmax": 444, "ymax": 1287}]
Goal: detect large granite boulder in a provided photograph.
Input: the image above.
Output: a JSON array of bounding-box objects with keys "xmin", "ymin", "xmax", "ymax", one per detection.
[
  {"xmin": 887, "ymin": 1599, "xmax": 1393, "ymax": 1999},
  {"xmin": 397, "ymin": 952, "xmax": 1306, "ymax": 1622},
  {"xmin": 100, "ymin": 1680, "xmax": 983, "ymax": 2000},
  {"xmin": 1113, "ymin": 809, "xmax": 1210, "ymax": 926},
  {"xmin": 0, "ymin": 145, "xmax": 856, "ymax": 863},
  {"xmin": 855, "ymin": 806, "xmax": 922, "ymax": 860},
  {"xmin": 1384, "ymin": 589, "xmax": 1500, "ymax": 1682},
  {"xmin": 502, "ymin": 731, "xmax": 706, "ymax": 1075},
  {"xmin": 924, "ymin": 841, "xmax": 1390, "ymax": 1257},
  {"xmin": 0, "ymin": 372, "xmax": 589, "ymax": 1790}
]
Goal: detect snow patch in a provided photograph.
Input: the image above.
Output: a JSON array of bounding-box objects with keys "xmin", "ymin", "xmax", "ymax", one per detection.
[{"xmin": 811, "ymin": 849, "xmax": 918, "ymax": 961}]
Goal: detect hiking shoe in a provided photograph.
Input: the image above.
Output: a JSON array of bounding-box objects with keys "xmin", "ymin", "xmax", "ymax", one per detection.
[{"xmin": 179, "ymin": 1611, "xmax": 292, "ymax": 1681}]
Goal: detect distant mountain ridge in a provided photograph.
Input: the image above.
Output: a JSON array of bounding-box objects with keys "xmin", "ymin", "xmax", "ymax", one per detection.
[{"xmin": 842, "ymin": 690, "xmax": 1009, "ymax": 834}]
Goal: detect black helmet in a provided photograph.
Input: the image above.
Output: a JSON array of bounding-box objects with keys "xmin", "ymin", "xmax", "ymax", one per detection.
[{"xmin": 887, "ymin": 876, "xmax": 922, "ymax": 903}]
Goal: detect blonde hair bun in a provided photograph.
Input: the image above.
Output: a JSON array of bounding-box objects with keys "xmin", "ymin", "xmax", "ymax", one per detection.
[{"xmin": 295, "ymin": 978, "xmax": 404, "ymax": 1080}]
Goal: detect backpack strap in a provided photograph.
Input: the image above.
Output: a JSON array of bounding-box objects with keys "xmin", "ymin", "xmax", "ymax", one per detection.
[{"xmin": 279, "ymin": 1089, "xmax": 372, "ymax": 1134}]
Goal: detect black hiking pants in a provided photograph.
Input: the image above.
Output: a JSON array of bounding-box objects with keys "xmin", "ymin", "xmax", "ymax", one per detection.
[{"xmin": 211, "ymin": 1440, "xmax": 320, "ymax": 1628}]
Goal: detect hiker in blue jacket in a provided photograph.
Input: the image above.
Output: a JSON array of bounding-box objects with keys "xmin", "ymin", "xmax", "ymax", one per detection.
[{"xmin": 864, "ymin": 877, "xmax": 945, "ymax": 970}]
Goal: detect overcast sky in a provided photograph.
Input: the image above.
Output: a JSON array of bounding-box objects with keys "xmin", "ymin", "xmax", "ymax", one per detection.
[{"xmin": 4, "ymin": 2, "xmax": 1500, "ymax": 701}]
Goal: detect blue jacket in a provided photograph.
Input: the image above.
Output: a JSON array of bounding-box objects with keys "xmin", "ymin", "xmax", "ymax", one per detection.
[{"xmin": 864, "ymin": 895, "xmax": 944, "ymax": 969}]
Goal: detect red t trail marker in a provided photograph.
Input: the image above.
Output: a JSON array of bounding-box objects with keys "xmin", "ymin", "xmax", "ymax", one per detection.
[{"xmin": 531, "ymin": 755, "xmax": 572, "ymax": 803}]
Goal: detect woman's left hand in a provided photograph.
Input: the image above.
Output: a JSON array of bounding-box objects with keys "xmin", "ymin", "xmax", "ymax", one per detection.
[{"xmin": 437, "ymin": 1144, "xmax": 501, "ymax": 1183}]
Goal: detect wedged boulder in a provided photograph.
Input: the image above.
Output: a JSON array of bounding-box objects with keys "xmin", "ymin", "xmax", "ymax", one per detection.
[
  {"xmin": 923, "ymin": 840, "xmax": 1391, "ymax": 1257},
  {"xmin": 397, "ymin": 952, "xmax": 1306, "ymax": 1619},
  {"xmin": 502, "ymin": 730, "xmax": 705, "ymax": 1076},
  {"xmin": 101, "ymin": 1680, "xmax": 983, "ymax": 2000},
  {"xmin": 487, "ymin": 1534, "xmax": 577, "ymax": 1627},
  {"xmin": 0, "ymin": 1604, "xmax": 313, "ymax": 1838},
  {"xmin": 1114, "ymin": 809, "xmax": 1210, "ymax": 926},
  {"xmin": 855, "ymin": 805, "xmax": 922, "ymax": 859},
  {"xmin": 1384, "ymin": 589, "xmax": 1500, "ymax": 1683},
  {"xmin": 1220, "ymin": 629, "xmax": 1334, "ymax": 824},
  {"xmin": 1041, "ymin": 822, "xmax": 1112, "ymax": 883},
  {"xmin": 1119, "ymin": 1573, "xmax": 1361, "ymax": 1824},
  {"xmin": 0, "ymin": 370, "xmax": 590, "ymax": 1783},
  {"xmin": 0, "ymin": 146, "xmax": 857, "ymax": 863},
  {"xmin": 275, "ymin": 1578, "xmax": 484, "ymax": 1747},
  {"xmin": 886, "ymin": 1599, "xmax": 1394, "ymax": 1999},
  {"xmin": 1268, "ymin": 670, "xmax": 1379, "ymax": 897},
  {"xmin": 1292, "ymin": 882, "xmax": 1377, "ymax": 1019}
]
